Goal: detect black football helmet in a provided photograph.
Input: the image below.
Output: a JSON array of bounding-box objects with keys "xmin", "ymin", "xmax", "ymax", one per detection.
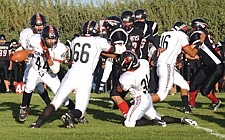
[
  {"xmin": 11, "ymin": 39, "xmax": 18, "ymax": 45},
  {"xmin": 0, "ymin": 34, "xmax": 6, "ymax": 45},
  {"xmin": 0, "ymin": 34, "xmax": 6, "ymax": 40},
  {"xmin": 121, "ymin": 11, "xmax": 135, "ymax": 31},
  {"xmin": 171, "ymin": 22, "xmax": 188, "ymax": 33},
  {"xmin": 189, "ymin": 18, "xmax": 208, "ymax": 31},
  {"xmin": 134, "ymin": 9, "xmax": 147, "ymax": 21},
  {"xmin": 119, "ymin": 50, "xmax": 140, "ymax": 71},
  {"xmin": 121, "ymin": 11, "xmax": 135, "ymax": 23},
  {"xmin": 82, "ymin": 20, "xmax": 98, "ymax": 36},
  {"xmin": 30, "ymin": 14, "xmax": 47, "ymax": 33},
  {"xmin": 103, "ymin": 16, "xmax": 123, "ymax": 34},
  {"xmin": 41, "ymin": 25, "xmax": 59, "ymax": 48}
]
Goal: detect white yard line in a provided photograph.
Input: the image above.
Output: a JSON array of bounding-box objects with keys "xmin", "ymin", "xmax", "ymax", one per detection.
[
  {"xmin": 193, "ymin": 125, "xmax": 225, "ymax": 139},
  {"xmin": 50, "ymin": 96, "xmax": 225, "ymax": 139}
]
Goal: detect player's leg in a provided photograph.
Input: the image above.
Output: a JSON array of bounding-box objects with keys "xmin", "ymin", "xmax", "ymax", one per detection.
[
  {"xmin": 98, "ymin": 58, "xmax": 113, "ymax": 93},
  {"xmin": 174, "ymin": 70, "xmax": 191, "ymax": 113},
  {"xmin": 161, "ymin": 116, "xmax": 198, "ymax": 126},
  {"xmin": 62, "ymin": 76, "xmax": 93, "ymax": 127},
  {"xmin": 125, "ymin": 95, "xmax": 149, "ymax": 127},
  {"xmin": 19, "ymin": 67, "xmax": 39, "ymax": 122},
  {"xmin": 189, "ymin": 67, "xmax": 206, "ymax": 108},
  {"xmin": 200, "ymin": 64, "xmax": 223, "ymax": 110},
  {"xmin": 43, "ymin": 73, "xmax": 75, "ymax": 110},
  {"xmin": 3, "ymin": 61, "xmax": 11, "ymax": 93},
  {"xmin": 152, "ymin": 64, "xmax": 174, "ymax": 102},
  {"xmin": 29, "ymin": 73, "xmax": 76, "ymax": 128},
  {"xmin": 35, "ymin": 83, "xmax": 51, "ymax": 105},
  {"xmin": 110, "ymin": 63, "xmax": 129, "ymax": 112}
]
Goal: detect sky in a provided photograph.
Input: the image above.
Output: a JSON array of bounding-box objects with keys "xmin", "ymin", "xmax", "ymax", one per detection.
[{"xmin": 79, "ymin": 0, "xmax": 117, "ymax": 5}]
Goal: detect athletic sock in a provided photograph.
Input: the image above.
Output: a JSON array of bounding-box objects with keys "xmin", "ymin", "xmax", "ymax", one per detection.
[
  {"xmin": 161, "ymin": 116, "xmax": 181, "ymax": 124},
  {"xmin": 36, "ymin": 104, "xmax": 55, "ymax": 127},
  {"xmin": 181, "ymin": 95, "xmax": 189, "ymax": 108},
  {"xmin": 118, "ymin": 101, "xmax": 129, "ymax": 115},
  {"xmin": 70, "ymin": 109, "xmax": 82, "ymax": 119},
  {"xmin": 135, "ymin": 119, "xmax": 154, "ymax": 126},
  {"xmin": 207, "ymin": 91, "xmax": 219, "ymax": 103},
  {"xmin": 39, "ymin": 89, "xmax": 51, "ymax": 105},
  {"xmin": 21, "ymin": 92, "xmax": 32, "ymax": 107},
  {"xmin": 66, "ymin": 99, "xmax": 75, "ymax": 110},
  {"xmin": 189, "ymin": 90, "xmax": 198, "ymax": 107}
]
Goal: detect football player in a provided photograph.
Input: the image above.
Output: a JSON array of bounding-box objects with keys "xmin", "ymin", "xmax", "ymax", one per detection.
[
  {"xmin": 29, "ymin": 20, "xmax": 119, "ymax": 128},
  {"xmin": 18, "ymin": 14, "xmax": 52, "ymax": 122},
  {"xmin": 19, "ymin": 25, "xmax": 75, "ymax": 122},
  {"xmin": 0, "ymin": 34, "xmax": 12, "ymax": 93},
  {"xmin": 188, "ymin": 18, "xmax": 223, "ymax": 110},
  {"xmin": 117, "ymin": 51, "xmax": 198, "ymax": 127},
  {"xmin": 151, "ymin": 22, "xmax": 205, "ymax": 113}
]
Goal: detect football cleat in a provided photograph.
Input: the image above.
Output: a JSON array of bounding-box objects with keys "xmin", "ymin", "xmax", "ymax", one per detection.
[
  {"xmin": 29, "ymin": 122, "xmax": 40, "ymax": 128},
  {"xmin": 19, "ymin": 106, "xmax": 30, "ymax": 122},
  {"xmin": 182, "ymin": 106, "xmax": 192, "ymax": 114},
  {"xmin": 210, "ymin": 100, "xmax": 221, "ymax": 111},
  {"xmin": 181, "ymin": 117, "xmax": 198, "ymax": 126},
  {"xmin": 78, "ymin": 116, "xmax": 89, "ymax": 124},
  {"xmin": 61, "ymin": 113, "xmax": 75, "ymax": 128},
  {"xmin": 153, "ymin": 118, "xmax": 167, "ymax": 127}
]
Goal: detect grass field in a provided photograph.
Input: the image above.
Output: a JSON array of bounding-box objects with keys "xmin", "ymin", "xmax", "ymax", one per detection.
[{"xmin": 0, "ymin": 91, "xmax": 224, "ymax": 140}]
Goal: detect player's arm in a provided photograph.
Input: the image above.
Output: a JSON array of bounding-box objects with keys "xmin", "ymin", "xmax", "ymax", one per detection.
[
  {"xmin": 145, "ymin": 35, "xmax": 160, "ymax": 49},
  {"xmin": 45, "ymin": 55, "xmax": 61, "ymax": 74},
  {"xmin": 183, "ymin": 32, "xmax": 205, "ymax": 57}
]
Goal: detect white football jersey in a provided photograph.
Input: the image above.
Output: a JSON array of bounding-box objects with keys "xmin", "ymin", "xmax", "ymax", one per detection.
[
  {"xmin": 19, "ymin": 28, "xmax": 34, "ymax": 50},
  {"xmin": 29, "ymin": 35, "xmax": 67, "ymax": 73},
  {"xmin": 70, "ymin": 36, "xmax": 112, "ymax": 74},
  {"xmin": 119, "ymin": 59, "xmax": 150, "ymax": 97},
  {"xmin": 157, "ymin": 31, "xmax": 189, "ymax": 65}
]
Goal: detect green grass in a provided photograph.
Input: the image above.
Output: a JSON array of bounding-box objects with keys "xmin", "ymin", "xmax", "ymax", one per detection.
[{"xmin": 0, "ymin": 92, "xmax": 224, "ymax": 140}]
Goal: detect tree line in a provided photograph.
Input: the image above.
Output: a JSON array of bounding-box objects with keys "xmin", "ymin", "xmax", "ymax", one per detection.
[{"xmin": 1, "ymin": 0, "xmax": 225, "ymax": 43}]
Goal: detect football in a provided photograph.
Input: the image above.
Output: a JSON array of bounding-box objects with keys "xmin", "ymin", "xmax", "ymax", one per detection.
[{"xmin": 11, "ymin": 50, "xmax": 29, "ymax": 62}]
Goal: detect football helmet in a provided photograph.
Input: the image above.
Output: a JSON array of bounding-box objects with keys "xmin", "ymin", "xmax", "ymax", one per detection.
[
  {"xmin": 30, "ymin": 14, "xmax": 47, "ymax": 33},
  {"xmin": 119, "ymin": 50, "xmax": 140, "ymax": 71},
  {"xmin": 41, "ymin": 25, "xmax": 59, "ymax": 48},
  {"xmin": 82, "ymin": 20, "xmax": 98, "ymax": 36},
  {"xmin": 189, "ymin": 18, "xmax": 208, "ymax": 31},
  {"xmin": 121, "ymin": 11, "xmax": 135, "ymax": 23},
  {"xmin": 121, "ymin": 11, "xmax": 135, "ymax": 31},
  {"xmin": 103, "ymin": 16, "xmax": 123, "ymax": 34},
  {"xmin": 134, "ymin": 9, "xmax": 147, "ymax": 21},
  {"xmin": 0, "ymin": 34, "xmax": 6, "ymax": 45},
  {"xmin": 171, "ymin": 22, "xmax": 188, "ymax": 33},
  {"xmin": 0, "ymin": 34, "xmax": 6, "ymax": 40}
]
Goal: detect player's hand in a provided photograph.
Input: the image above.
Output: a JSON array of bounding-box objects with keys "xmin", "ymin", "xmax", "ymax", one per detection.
[{"xmin": 43, "ymin": 49, "xmax": 51, "ymax": 59}]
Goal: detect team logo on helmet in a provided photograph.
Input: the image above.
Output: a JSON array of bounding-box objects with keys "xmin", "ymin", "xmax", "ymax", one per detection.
[
  {"xmin": 104, "ymin": 20, "xmax": 121, "ymax": 27},
  {"xmin": 195, "ymin": 21, "xmax": 207, "ymax": 29},
  {"xmin": 36, "ymin": 14, "xmax": 43, "ymax": 25},
  {"xmin": 48, "ymin": 26, "xmax": 56, "ymax": 38}
]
